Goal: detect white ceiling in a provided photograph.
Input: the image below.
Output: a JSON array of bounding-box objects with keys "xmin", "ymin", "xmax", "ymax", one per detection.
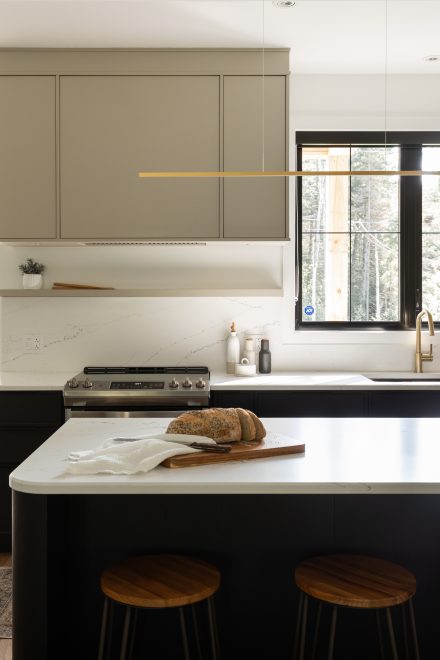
[{"xmin": 0, "ymin": 0, "xmax": 439, "ymax": 74}]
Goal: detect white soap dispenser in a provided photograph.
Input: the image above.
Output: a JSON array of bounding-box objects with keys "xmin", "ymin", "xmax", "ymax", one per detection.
[{"xmin": 226, "ymin": 321, "xmax": 240, "ymax": 374}]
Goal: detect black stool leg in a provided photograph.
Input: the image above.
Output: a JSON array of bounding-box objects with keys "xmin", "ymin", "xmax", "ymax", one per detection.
[
  {"xmin": 293, "ymin": 591, "xmax": 304, "ymax": 659},
  {"xmin": 376, "ymin": 610, "xmax": 386, "ymax": 660},
  {"xmin": 191, "ymin": 604, "xmax": 203, "ymax": 660},
  {"xmin": 327, "ymin": 606, "xmax": 337, "ymax": 660},
  {"xmin": 207, "ymin": 596, "xmax": 221, "ymax": 660},
  {"xmin": 299, "ymin": 594, "xmax": 309, "ymax": 660},
  {"xmin": 179, "ymin": 607, "xmax": 191, "ymax": 660},
  {"xmin": 119, "ymin": 607, "xmax": 132, "ymax": 660},
  {"xmin": 386, "ymin": 608, "xmax": 399, "ymax": 660},
  {"xmin": 106, "ymin": 600, "xmax": 114, "ymax": 660},
  {"xmin": 98, "ymin": 597, "xmax": 109, "ymax": 660},
  {"xmin": 311, "ymin": 601, "xmax": 322, "ymax": 660},
  {"xmin": 408, "ymin": 598, "xmax": 421, "ymax": 660},
  {"xmin": 401, "ymin": 604, "xmax": 410, "ymax": 660},
  {"xmin": 127, "ymin": 608, "xmax": 138, "ymax": 660}
]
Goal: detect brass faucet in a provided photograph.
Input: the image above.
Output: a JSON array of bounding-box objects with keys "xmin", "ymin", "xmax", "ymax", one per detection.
[{"xmin": 415, "ymin": 309, "xmax": 435, "ymax": 373}]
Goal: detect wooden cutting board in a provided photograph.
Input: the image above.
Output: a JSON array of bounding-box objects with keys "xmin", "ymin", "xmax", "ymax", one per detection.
[{"xmin": 162, "ymin": 432, "xmax": 305, "ymax": 468}]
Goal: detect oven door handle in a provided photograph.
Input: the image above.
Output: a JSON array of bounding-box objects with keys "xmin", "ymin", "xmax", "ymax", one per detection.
[{"xmin": 65, "ymin": 409, "xmax": 193, "ymax": 420}]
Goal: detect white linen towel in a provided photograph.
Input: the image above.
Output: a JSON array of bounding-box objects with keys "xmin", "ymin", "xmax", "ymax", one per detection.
[{"xmin": 66, "ymin": 433, "xmax": 216, "ymax": 475}]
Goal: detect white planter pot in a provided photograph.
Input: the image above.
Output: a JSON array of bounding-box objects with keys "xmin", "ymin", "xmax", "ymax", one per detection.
[{"xmin": 22, "ymin": 274, "xmax": 43, "ymax": 289}]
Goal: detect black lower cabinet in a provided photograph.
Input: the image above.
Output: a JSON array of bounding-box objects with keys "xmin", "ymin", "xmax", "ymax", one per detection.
[
  {"xmin": 0, "ymin": 465, "xmax": 13, "ymax": 550},
  {"xmin": 13, "ymin": 492, "xmax": 440, "ymax": 660},
  {"xmin": 0, "ymin": 391, "xmax": 64, "ymax": 550},
  {"xmin": 212, "ymin": 389, "xmax": 440, "ymax": 418},
  {"xmin": 210, "ymin": 390, "xmax": 257, "ymax": 412},
  {"xmin": 368, "ymin": 390, "xmax": 440, "ymax": 416},
  {"xmin": 256, "ymin": 390, "xmax": 369, "ymax": 417}
]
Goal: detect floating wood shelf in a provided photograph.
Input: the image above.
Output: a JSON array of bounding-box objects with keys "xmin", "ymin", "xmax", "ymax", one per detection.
[{"xmin": 0, "ymin": 288, "xmax": 283, "ymax": 298}]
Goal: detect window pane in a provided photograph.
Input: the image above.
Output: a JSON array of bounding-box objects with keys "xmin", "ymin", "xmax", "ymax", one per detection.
[
  {"xmin": 302, "ymin": 147, "xmax": 349, "ymax": 233},
  {"xmin": 351, "ymin": 147, "xmax": 399, "ymax": 232},
  {"xmin": 302, "ymin": 233, "xmax": 350, "ymax": 322},
  {"xmin": 422, "ymin": 235, "xmax": 440, "ymax": 321},
  {"xmin": 351, "ymin": 233, "xmax": 399, "ymax": 321},
  {"xmin": 422, "ymin": 147, "xmax": 440, "ymax": 232}
]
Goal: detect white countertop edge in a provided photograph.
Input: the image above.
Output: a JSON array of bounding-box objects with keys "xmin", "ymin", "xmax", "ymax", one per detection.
[
  {"xmin": 209, "ymin": 371, "xmax": 440, "ymax": 390},
  {"xmin": 211, "ymin": 383, "xmax": 440, "ymax": 390},
  {"xmin": 10, "ymin": 479, "xmax": 440, "ymax": 495}
]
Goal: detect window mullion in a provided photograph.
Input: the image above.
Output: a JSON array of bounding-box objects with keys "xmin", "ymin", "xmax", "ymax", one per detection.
[
  {"xmin": 295, "ymin": 146, "xmax": 303, "ymax": 329},
  {"xmin": 401, "ymin": 145, "xmax": 422, "ymax": 328}
]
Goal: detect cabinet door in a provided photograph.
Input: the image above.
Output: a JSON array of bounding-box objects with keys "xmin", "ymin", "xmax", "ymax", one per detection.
[
  {"xmin": 0, "ymin": 464, "xmax": 13, "ymax": 550},
  {"xmin": 0, "ymin": 391, "xmax": 63, "ymax": 427},
  {"xmin": 0, "ymin": 76, "xmax": 56, "ymax": 239},
  {"xmin": 210, "ymin": 390, "xmax": 257, "ymax": 413},
  {"xmin": 60, "ymin": 76, "xmax": 220, "ymax": 239},
  {"xmin": 256, "ymin": 391, "xmax": 369, "ymax": 417},
  {"xmin": 223, "ymin": 76, "xmax": 287, "ymax": 239},
  {"xmin": 368, "ymin": 391, "xmax": 440, "ymax": 417}
]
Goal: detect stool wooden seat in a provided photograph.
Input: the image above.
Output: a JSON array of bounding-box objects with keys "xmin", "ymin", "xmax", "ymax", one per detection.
[
  {"xmin": 293, "ymin": 554, "xmax": 420, "ymax": 660},
  {"xmin": 295, "ymin": 554, "xmax": 416, "ymax": 609},
  {"xmin": 98, "ymin": 554, "xmax": 221, "ymax": 660},
  {"xmin": 101, "ymin": 554, "xmax": 220, "ymax": 609}
]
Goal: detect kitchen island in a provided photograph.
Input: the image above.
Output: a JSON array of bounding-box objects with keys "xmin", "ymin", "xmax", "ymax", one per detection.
[{"xmin": 10, "ymin": 417, "xmax": 440, "ymax": 659}]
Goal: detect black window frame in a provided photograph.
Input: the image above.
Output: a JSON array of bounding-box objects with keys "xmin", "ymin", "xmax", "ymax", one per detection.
[{"xmin": 296, "ymin": 131, "xmax": 440, "ymax": 330}]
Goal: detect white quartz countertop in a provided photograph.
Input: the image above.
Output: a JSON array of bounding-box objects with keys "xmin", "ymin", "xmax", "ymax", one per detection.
[
  {"xmin": 2, "ymin": 370, "xmax": 440, "ymax": 391},
  {"xmin": 210, "ymin": 371, "xmax": 440, "ymax": 390},
  {"xmin": 0, "ymin": 371, "xmax": 72, "ymax": 390},
  {"xmin": 10, "ymin": 417, "xmax": 440, "ymax": 495}
]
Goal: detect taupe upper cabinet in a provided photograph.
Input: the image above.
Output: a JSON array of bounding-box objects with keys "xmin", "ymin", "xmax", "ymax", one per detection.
[
  {"xmin": 0, "ymin": 76, "xmax": 56, "ymax": 239},
  {"xmin": 223, "ymin": 76, "xmax": 287, "ymax": 239},
  {"xmin": 0, "ymin": 49, "xmax": 289, "ymax": 242},
  {"xmin": 60, "ymin": 75, "xmax": 220, "ymax": 239}
]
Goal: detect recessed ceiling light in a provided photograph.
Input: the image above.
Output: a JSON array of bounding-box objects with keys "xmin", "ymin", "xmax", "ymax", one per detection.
[
  {"xmin": 272, "ymin": 0, "xmax": 296, "ymax": 7},
  {"xmin": 423, "ymin": 55, "xmax": 440, "ymax": 62}
]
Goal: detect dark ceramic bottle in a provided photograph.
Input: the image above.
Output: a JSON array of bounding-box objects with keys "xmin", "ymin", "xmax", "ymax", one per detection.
[{"xmin": 258, "ymin": 339, "xmax": 271, "ymax": 373}]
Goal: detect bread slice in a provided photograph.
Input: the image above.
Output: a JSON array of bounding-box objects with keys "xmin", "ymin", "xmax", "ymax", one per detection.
[
  {"xmin": 166, "ymin": 408, "xmax": 241, "ymax": 443},
  {"xmin": 236, "ymin": 408, "xmax": 256, "ymax": 442},
  {"xmin": 246, "ymin": 410, "xmax": 266, "ymax": 441}
]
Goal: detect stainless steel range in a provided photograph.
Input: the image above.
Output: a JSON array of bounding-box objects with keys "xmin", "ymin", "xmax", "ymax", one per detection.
[{"xmin": 63, "ymin": 366, "xmax": 210, "ymax": 418}]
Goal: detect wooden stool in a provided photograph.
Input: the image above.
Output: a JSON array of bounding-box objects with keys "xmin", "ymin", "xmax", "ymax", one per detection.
[
  {"xmin": 293, "ymin": 554, "xmax": 420, "ymax": 660},
  {"xmin": 97, "ymin": 554, "xmax": 221, "ymax": 660}
]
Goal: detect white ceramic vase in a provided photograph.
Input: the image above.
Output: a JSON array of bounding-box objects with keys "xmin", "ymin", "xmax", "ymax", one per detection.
[{"xmin": 22, "ymin": 274, "xmax": 43, "ymax": 289}]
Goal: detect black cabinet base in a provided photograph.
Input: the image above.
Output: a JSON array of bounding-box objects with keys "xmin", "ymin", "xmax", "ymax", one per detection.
[{"xmin": 12, "ymin": 491, "xmax": 440, "ymax": 660}]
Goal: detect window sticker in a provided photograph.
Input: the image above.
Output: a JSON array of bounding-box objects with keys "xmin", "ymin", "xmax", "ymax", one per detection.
[{"xmin": 304, "ymin": 305, "xmax": 315, "ymax": 316}]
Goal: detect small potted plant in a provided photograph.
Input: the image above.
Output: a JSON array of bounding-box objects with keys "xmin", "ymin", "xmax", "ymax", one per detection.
[{"xmin": 18, "ymin": 258, "xmax": 45, "ymax": 289}]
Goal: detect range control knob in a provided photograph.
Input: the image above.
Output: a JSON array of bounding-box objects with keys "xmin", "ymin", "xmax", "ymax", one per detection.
[
  {"xmin": 169, "ymin": 378, "xmax": 179, "ymax": 389},
  {"xmin": 182, "ymin": 378, "xmax": 193, "ymax": 388},
  {"xmin": 68, "ymin": 377, "xmax": 79, "ymax": 389},
  {"xmin": 83, "ymin": 378, "xmax": 93, "ymax": 389},
  {"xmin": 195, "ymin": 378, "xmax": 206, "ymax": 389}
]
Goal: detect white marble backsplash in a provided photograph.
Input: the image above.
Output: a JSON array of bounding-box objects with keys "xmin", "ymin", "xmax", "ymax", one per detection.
[{"xmin": 0, "ymin": 296, "xmax": 284, "ymax": 372}]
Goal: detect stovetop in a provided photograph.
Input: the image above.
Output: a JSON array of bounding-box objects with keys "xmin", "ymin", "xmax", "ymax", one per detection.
[{"xmin": 63, "ymin": 366, "xmax": 210, "ymax": 408}]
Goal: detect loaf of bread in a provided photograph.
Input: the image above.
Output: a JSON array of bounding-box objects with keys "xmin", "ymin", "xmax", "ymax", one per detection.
[{"xmin": 166, "ymin": 408, "xmax": 266, "ymax": 443}]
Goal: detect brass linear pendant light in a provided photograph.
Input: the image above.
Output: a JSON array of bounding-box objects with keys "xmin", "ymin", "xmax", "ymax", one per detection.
[
  {"xmin": 139, "ymin": 170, "xmax": 440, "ymax": 178},
  {"xmin": 139, "ymin": 0, "xmax": 437, "ymax": 180}
]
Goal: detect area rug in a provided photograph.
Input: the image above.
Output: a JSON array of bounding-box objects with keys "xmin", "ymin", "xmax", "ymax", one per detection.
[{"xmin": 0, "ymin": 568, "xmax": 12, "ymax": 638}]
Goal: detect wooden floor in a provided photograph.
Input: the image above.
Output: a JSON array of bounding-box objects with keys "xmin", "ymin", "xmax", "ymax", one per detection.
[{"xmin": 0, "ymin": 554, "xmax": 12, "ymax": 660}]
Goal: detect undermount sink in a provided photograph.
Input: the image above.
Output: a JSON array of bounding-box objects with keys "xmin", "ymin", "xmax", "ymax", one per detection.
[
  {"xmin": 370, "ymin": 377, "xmax": 440, "ymax": 382},
  {"xmin": 364, "ymin": 372, "xmax": 440, "ymax": 382}
]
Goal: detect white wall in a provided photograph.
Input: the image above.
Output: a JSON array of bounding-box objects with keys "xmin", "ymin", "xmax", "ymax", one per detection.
[
  {"xmin": 2, "ymin": 73, "xmax": 440, "ymax": 374},
  {"xmin": 293, "ymin": 74, "xmax": 440, "ymax": 131}
]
